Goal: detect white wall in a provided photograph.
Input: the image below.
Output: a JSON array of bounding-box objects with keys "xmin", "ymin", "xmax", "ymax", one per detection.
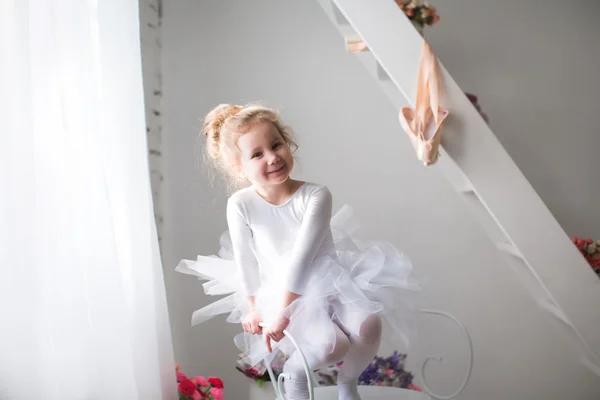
[
  {"xmin": 139, "ymin": 0, "xmax": 164, "ymax": 241},
  {"xmin": 159, "ymin": 1, "xmax": 600, "ymax": 399},
  {"xmin": 426, "ymin": 0, "xmax": 600, "ymax": 240}
]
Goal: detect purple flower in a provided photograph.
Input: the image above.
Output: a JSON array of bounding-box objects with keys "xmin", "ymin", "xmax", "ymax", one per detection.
[
  {"xmin": 357, "ymin": 351, "xmax": 415, "ymax": 388},
  {"xmin": 358, "ymin": 362, "xmax": 380, "ymax": 385}
]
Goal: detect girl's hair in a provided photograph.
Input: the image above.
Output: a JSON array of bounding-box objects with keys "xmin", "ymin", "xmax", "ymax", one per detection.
[{"xmin": 202, "ymin": 103, "xmax": 298, "ymax": 187}]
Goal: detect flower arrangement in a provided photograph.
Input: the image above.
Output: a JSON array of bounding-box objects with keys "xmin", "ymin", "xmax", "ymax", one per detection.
[
  {"xmin": 235, "ymin": 350, "xmax": 287, "ymax": 388},
  {"xmin": 345, "ymin": 1, "xmax": 439, "ymax": 52},
  {"xmin": 176, "ymin": 364, "xmax": 224, "ymax": 400},
  {"xmin": 237, "ymin": 350, "xmax": 422, "ymax": 393},
  {"xmin": 317, "ymin": 351, "xmax": 422, "ymax": 392},
  {"xmin": 572, "ymin": 237, "xmax": 600, "ymax": 276},
  {"xmin": 395, "ymin": 1, "xmax": 440, "ymax": 29}
]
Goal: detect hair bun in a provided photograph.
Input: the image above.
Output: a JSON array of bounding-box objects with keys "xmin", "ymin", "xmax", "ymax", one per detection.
[{"xmin": 203, "ymin": 104, "xmax": 242, "ymax": 159}]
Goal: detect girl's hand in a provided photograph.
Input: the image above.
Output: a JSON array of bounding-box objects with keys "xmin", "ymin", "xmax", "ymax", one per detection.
[
  {"xmin": 263, "ymin": 313, "xmax": 289, "ymax": 353},
  {"xmin": 242, "ymin": 310, "xmax": 263, "ymax": 335}
]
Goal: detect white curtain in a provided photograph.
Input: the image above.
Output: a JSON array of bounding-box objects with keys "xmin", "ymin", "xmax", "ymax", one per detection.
[{"xmin": 0, "ymin": 1, "xmax": 176, "ymax": 398}]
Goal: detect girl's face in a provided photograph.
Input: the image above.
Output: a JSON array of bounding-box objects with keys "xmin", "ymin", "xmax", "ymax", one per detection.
[{"xmin": 235, "ymin": 121, "xmax": 294, "ymax": 187}]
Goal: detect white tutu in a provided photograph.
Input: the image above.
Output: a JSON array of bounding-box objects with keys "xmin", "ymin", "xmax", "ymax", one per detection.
[{"xmin": 176, "ymin": 205, "xmax": 420, "ymax": 367}]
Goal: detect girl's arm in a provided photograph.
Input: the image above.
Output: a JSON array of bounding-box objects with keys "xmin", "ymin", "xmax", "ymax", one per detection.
[
  {"xmin": 226, "ymin": 197, "xmax": 261, "ymax": 301},
  {"xmin": 279, "ymin": 291, "xmax": 301, "ymax": 310},
  {"xmin": 247, "ymin": 295, "xmax": 257, "ymax": 311},
  {"xmin": 265, "ymin": 186, "xmax": 333, "ymax": 351},
  {"xmin": 228, "ymin": 197, "xmax": 264, "ymax": 334},
  {"xmin": 285, "ymin": 185, "xmax": 333, "ymax": 296}
]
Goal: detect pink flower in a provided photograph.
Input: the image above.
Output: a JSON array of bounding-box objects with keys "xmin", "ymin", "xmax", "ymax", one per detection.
[
  {"xmin": 208, "ymin": 377, "xmax": 224, "ymax": 389},
  {"xmin": 179, "ymin": 379, "xmax": 197, "ymax": 396},
  {"xmin": 385, "ymin": 368, "xmax": 393, "ymax": 376},
  {"xmin": 408, "ymin": 383, "xmax": 423, "ymax": 392},
  {"xmin": 210, "ymin": 387, "xmax": 224, "ymax": 400},
  {"xmin": 194, "ymin": 376, "xmax": 209, "ymax": 387},
  {"xmin": 191, "ymin": 390, "xmax": 202, "ymax": 400},
  {"xmin": 176, "ymin": 371, "xmax": 188, "ymax": 382}
]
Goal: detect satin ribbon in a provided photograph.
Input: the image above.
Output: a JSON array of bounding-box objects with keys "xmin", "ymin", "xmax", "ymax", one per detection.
[{"xmin": 399, "ymin": 40, "xmax": 448, "ymax": 166}]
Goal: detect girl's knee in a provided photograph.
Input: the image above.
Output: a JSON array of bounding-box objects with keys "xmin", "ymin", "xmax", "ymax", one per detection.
[
  {"xmin": 359, "ymin": 314, "xmax": 382, "ymax": 345},
  {"xmin": 330, "ymin": 329, "xmax": 351, "ymax": 362},
  {"xmin": 283, "ymin": 355, "xmax": 306, "ymax": 377},
  {"xmin": 284, "ymin": 330, "xmax": 351, "ymax": 377}
]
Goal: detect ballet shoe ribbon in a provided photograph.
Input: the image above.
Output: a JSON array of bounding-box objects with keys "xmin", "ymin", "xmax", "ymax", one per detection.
[
  {"xmin": 399, "ymin": 40, "xmax": 449, "ymax": 166},
  {"xmin": 344, "ymin": 34, "xmax": 369, "ymax": 53}
]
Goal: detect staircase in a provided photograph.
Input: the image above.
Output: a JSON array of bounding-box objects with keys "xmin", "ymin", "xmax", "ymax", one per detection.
[{"xmin": 317, "ymin": 0, "xmax": 600, "ymax": 375}]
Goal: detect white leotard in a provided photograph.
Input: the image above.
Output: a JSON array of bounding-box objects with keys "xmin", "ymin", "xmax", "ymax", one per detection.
[{"xmin": 226, "ymin": 182, "xmax": 335, "ymax": 295}]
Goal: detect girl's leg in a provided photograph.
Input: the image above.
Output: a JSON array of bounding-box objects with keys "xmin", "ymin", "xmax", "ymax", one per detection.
[
  {"xmin": 336, "ymin": 314, "xmax": 382, "ymax": 400},
  {"xmin": 282, "ymin": 323, "xmax": 350, "ymax": 400}
]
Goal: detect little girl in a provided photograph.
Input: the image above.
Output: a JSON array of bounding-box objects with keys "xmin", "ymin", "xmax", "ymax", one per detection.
[{"xmin": 176, "ymin": 104, "xmax": 419, "ymax": 400}]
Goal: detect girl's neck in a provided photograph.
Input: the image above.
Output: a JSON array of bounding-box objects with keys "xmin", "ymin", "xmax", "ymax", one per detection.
[{"xmin": 254, "ymin": 179, "xmax": 304, "ymax": 206}]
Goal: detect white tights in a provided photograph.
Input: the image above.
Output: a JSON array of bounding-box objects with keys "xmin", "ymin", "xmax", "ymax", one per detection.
[{"xmin": 282, "ymin": 315, "xmax": 382, "ymax": 400}]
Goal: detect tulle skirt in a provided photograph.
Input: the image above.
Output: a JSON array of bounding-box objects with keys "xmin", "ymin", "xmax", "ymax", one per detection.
[{"xmin": 176, "ymin": 205, "xmax": 420, "ymax": 368}]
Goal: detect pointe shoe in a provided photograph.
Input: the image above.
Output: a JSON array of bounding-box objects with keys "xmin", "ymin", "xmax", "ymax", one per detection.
[
  {"xmin": 399, "ymin": 41, "xmax": 449, "ymax": 166},
  {"xmin": 399, "ymin": 103, "xmax": 449, "ymax": 166}
]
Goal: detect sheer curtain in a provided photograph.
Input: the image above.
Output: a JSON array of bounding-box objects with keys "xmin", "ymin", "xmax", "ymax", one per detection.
[{"xmin": 1, "ymin": 1, "xmax": 176, "ymax": 398}]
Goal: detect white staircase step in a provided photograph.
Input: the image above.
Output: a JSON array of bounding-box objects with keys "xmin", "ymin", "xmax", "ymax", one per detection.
[
  {"xmin": 376, "ymin": 63, "xmax": 389, "ymax": 81},
  {"xmin": 317, "ymin": 0, "xmax": 600, "ymax": 369},
  {"xmin": 495, "ymin": 241, "xmax": 523, "ymax": 259}
]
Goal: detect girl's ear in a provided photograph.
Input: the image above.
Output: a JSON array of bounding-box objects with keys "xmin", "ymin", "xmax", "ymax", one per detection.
[{"xmin": 233, "ymin": 162, "xmax": 245, "ymax": 179}]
